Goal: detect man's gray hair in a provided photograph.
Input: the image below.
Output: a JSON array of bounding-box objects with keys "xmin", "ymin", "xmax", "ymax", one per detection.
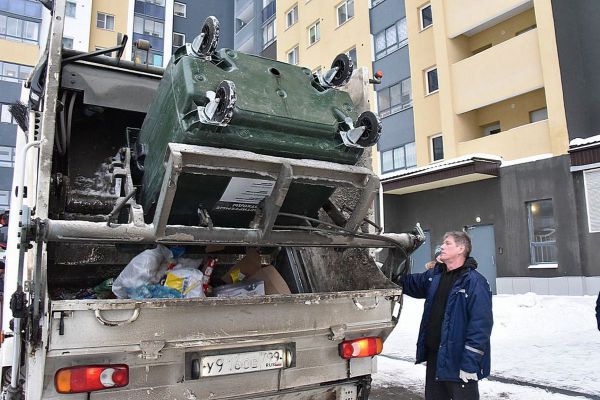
[{"xmin": 444, "ymin": 231, "xmax": 472, "ymax": 257}]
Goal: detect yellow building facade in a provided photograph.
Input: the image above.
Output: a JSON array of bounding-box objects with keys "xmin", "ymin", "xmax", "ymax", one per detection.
[
  {"xmin": 88, "ymin": 0, "xmax": 131, "ymax": 52},
  {"xmin": 405, "ymin": 0, "xmax": 569, "ymax": 167}
]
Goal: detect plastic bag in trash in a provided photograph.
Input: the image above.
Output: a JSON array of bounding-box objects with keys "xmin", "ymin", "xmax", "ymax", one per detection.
[
  {"xmin": 127, "ymin": 284, "xmax": 183, "ymax": 299},
  {"xmin": 113, "ymin": 245, "xmax": 172, "ymax": 298},
  {"xmin": 164, "ymin": 268, "xmax": 205, "ymax": 298}
]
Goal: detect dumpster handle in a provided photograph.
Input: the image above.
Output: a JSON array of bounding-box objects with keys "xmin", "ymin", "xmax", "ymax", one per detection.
[
  {"xmin": 352, "ymin": 297, "xmax": 379, "ymax": 311},
  {"xmin": 95, "ymin": 307, "xmax": 140, "ymax": 327}
]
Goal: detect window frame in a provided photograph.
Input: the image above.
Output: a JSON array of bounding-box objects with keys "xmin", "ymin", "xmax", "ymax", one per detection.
[
  {"xmin": 287, "ymin": 46, "xmax": 299, "ymax": 65},
  {"xmin": 530, "ymin": 107, "xmax": 548, "ymax": 123},
  {"xmin": 0, "ymin": 15, "xmax": 40, "ymax": 43},
  {"xmin": 380, "ymin": 142, "xmax": 417, "ymax": 173},
  {"xmin": 584, "ymin": 168, "xmax": 600, "ymax": 233},
  {"xmin": 65, "ymin": 1, "xmax": 77, "ymax": 18},
  {"xmin": 526, "ymin": 199, "xmax": 558, "ymax": 267},
  {"xmin": 425, "ymin": 66, "xmax": 438, "ymax": 95},
  {"xmin": 262, "ymin": 18, "xmax": 276, "ymax": 47},
  {"xmin": 336, "ymin": 0, "xmax": 354, "ymax": 27},
  {"xmin": 482, "ymin": 121, "xmax": 501, "ymax": 136},
  {"xmin": 374, "ymin": 18, "xmax": 407, "ymax": 60},
  {"xmin": 0, "ymin": 146, "xmax": 16, "ymax": 168},
  {"xmin": 308, "ymin": 20, "xmax": 320, "ymax": 46},
  {"xmin": 96, "ymin": 12, "xmax": 115, "ymax": 31},
  {"xmin": 1, "ymin": 103, "xmax": 15, "ymax": 124},
  {"xmin": 0, "ymin": 61, "xmax": 33, "ymax": 83},
  {"xmin": 419, "ymin": 3, "xmax": 432, "ymax": 31},
  {"xmin": 62, "ymin": 36, "xmax": 74, "ymax": 49},
  {"xmin": 173, "ymin": 2, "xmax": 186, "ymax": 18},
  {"xmin": 377, "ymin": 77, "xmax": 412, "ymax": 118},
  {"xmin": 286, "ymin": 4, "xmax": 298, "ymax": 28},
  {"xmin": 430, "ymin": 134, "xmax": 443, "ymax": 162},
  {"xmin": 0, "ymin": 189, "xmax": 9, "ymax": 209},
  {"xmin": 172, "ymin": 32, "xmax": 185, "ymax": 47}
]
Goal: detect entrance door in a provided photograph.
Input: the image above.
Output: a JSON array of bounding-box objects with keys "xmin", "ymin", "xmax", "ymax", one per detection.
[
  {"xmin": 410, "ymin": 230, "xmax": 431, "ymax": 273},
  {"xmin": 466, "ymin": 225, "xmax": 497, "ymax": 294}
]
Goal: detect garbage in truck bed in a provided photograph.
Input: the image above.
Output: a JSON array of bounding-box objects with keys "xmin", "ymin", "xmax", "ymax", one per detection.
[{"xmin": 103, "ymin": 245, "xmax": 291, "ymax": 299}]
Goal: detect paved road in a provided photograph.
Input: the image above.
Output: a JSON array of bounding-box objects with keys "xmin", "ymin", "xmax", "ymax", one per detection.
[{"xmin": 370, "ymin": 386, "xmax": 423, "ymax": 400}]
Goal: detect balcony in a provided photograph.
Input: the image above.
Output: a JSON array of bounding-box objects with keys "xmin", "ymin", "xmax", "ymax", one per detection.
[
  {"xmin": 234, "ymin": 16, "xmax": 255, "ymax": 50},
  {"xmin": 451, "ymin": 28, "xmax": 543, "ymax": 114},
  {"xmin": 457, "ymin": 120, "xmax": 551, "ymax": 160},
  {"xmin": 446, "ymin": 0, "xmax": 533, "ymax": 38},
  {"xmin": 262, "ymin": 0, "xmax": 276, "ymax": 24}
]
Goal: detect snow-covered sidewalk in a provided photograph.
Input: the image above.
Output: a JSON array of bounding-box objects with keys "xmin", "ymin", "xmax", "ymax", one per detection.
[{"xmin": 373, "ymin": 294, "xmax": 600, "ymax": 399}]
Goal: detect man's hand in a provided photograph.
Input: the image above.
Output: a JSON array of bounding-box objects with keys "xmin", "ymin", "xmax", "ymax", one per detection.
[{"xmin": 459, "ymin": 370, "xmax": 478, "ymax": 383}]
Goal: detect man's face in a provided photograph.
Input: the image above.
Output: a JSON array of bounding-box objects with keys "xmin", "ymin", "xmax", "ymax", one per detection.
[{"xmin": 439, "ymin": 235, "xmax": 465, "ymax": 263}]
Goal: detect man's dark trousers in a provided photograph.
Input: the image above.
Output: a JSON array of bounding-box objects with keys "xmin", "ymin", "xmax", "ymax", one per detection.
[{"xmin": 425, "ymin": 351, "xmax": 479, "ymax": 400}]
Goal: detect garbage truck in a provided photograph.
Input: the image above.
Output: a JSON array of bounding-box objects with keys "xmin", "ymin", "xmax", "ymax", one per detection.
[{"xmin": 0, "ymin": 1, "xmax": 424, "ymax": 398}]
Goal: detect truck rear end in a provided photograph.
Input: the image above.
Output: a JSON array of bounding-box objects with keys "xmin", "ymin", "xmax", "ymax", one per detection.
[{"xmin": 1, "ymin": 2, "xmax": 423, "ymax": 398}]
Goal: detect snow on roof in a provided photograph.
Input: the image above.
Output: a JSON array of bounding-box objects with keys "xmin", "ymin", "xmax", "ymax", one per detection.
[
  {"xmin": 380, "ymin": 153, "xmax": 502, "ymax": 182},
  {"xmin": 500, "ymin": 153, "xmax": 553, "ymax": 167},
  {"xmin": 569, "ymin": 135, "xmax": 600, "ymax": 148}
]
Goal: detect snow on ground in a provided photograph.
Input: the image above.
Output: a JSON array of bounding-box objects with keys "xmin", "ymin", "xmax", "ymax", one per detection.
[{"xmin": 374, "ymin": 293, "xmax": 600, "ymax": 398}]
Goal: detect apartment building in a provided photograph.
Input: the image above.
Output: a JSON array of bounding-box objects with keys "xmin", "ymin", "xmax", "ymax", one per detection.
[
  {"xmin": 0, "ymin": 0, "xmax": 45, "ymax": 213},
  {"xmin": 61, "ymin": 1, "xmax": 234, "ymax": 68},
  {"xmin": 234, "ymin": 0, "xmax": 276, "ymax": 58},
  {"xmin": 381, "ymin": 0, "xmax": 600, "ymax": 295}
]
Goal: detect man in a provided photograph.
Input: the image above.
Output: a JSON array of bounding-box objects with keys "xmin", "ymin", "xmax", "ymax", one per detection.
[{"xmin": 399, "ymin": 231, "xmax": 493, "ymax": 400}]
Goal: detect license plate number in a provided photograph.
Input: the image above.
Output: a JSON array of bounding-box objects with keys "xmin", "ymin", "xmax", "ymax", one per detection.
[{"xmin": 200, "ymin": 349, "xmax": 285, "ymax": 377}]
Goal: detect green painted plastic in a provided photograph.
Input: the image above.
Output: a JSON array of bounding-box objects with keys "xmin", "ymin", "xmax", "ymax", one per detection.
[{"xmin": 138, "ymin": 48, "xmax": 361, "ymax": 226}]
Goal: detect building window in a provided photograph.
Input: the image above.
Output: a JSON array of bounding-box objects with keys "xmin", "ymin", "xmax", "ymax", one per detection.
[
  {"xmin": 346, "ymin": 47, "xmax": 357, "ymax": 66},
  {"xmin": 133, "ymin": 48, "xmax": 163, "ymax": 67},
  {"xmin": 65, "ymin": 1, "xmax": 76, "ymax": 18},
  {"xmin": 134, "ymin": 16, "xmax": 164, "ymax": 38},
  {"xmin": 97, "ymin": 12, "xmax": 115, "ymax": 31},
  {"xmin": 337, "ymin": 0, "xmax": 354, "ymax": 26},
  {"xmin": 0, "ymin": 190, "xmax": 9, "ymax": 210},
  {"xmin": 287, "ymin": 46, "xmax": 299, "ymax": 65},
  {"xmin": 62, "ymin": 37, "xmax": 74, "ymax": 49},
  {"xmin": 262, "ymin": 19, "xmax": 276, "ymax": 47},
  {"xmin": 308, "ymin": 21, "xmax": 320, "ymax": 46},
  {"xmin": 0, "ymin": 0, "xmax": 43, "ymax": 18},
  {"xmin": 420, "ymin": 3, "xmax": 432, "ymax": 30},
  {"xmin": 0, "ymin": 146, "xmax": 15, "ymax": 168},
  {"xmin": 371, "ymin": 0, "xmax": 385, "ymax": 7},
  {"xmin": 173, "ymin": 32, "xmax": 185, "ymax": 47},
  {"xmin": 530, "ymin": 107, "xmax": 548, "ymax": 123},
  {"xmin": 381, "ymin": 142, "xmax": 416, "ymax": 173},
  {"xmin": 0, "ymin": 61, "xmax": 33, "ymax": 83},
  {"xmin": 374, "ymin": 18, "xmax": 407, "ymax": 60},
  {"xmin": 286, "ymin": 4, "xmax": 298, "ymax": 28},
  {"xmin": 1, "ymin": 103, "xmax": 15, "ymax": 124},
  {"xmin": 174, "ymin": 2, "xmax": 186, "ymax": 17},
  {"xmin": 584, "ymin": 169, "xmax": 600, "ymax": 233},
  {"xmin": 425, "ymin": 67, "xmax": 438, "ymax": 95},
  {"xmin": 430, "ymin": 134, "xmax": 443, "ymax": 161},
  {"xmin": 377, "ymin": 77, "xmax": 412, "ymax": 118},
  {"xmin": 0, "ymin": 15, "xmax": 40, "ymax": 43},
  {"xmin": 527, "ymin": 199, "xmax": 558, "ymax": 265},
  {"xmin": 482, "ymin": 121, "xmax": 501, "ymax": 136}
]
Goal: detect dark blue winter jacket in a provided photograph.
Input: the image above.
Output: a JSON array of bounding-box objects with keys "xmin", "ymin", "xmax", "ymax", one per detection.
[
  {"xmin": 596, "ymin": 293, "xmax": 600, "ymax": 331},
  {"xmin": 399, "ymin": 257, "xmax": 493, "ymax": 382}
]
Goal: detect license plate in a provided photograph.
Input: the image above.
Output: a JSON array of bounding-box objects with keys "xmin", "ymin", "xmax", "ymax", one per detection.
[{"xmin": 200, "ymin": 349, "xmax": 285, "ymax": 377}]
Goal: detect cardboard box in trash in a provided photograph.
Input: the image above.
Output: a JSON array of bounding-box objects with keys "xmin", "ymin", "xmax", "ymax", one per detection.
[
  {"xmin": 250, "ymin": 265, "xmax": 291, "ymax": 295},
  {"xmin": 224, "ymin": 248, "xmax": 262, "ymax": 284}
]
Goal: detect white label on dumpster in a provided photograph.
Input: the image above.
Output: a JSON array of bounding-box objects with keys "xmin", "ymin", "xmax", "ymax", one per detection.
[{"xmin": 213, "ymin": 177, "xmax": 276, "ymax": 212}]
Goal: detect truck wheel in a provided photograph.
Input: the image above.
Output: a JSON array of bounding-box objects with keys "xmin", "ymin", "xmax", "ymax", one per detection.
[
  {"xmin": 213, "ymin": 80, "xmax": 236, "ymax": 125},
  {"xmin": 199, "ymin": 16, "xmax": 220, "ymax": 55},
  {"xmin": 329, "ymin": 54, "xmax": 354, "ymax": 87},
  {"xmin": 356, "ymin": 111, "xmax": 382, "ymax": 147}
]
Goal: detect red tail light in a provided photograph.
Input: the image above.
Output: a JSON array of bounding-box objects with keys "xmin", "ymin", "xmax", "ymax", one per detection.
[
  {"xmin": 55, "ymin": 364, "xmax": 129, "ymax": 394},
  {"xmin": 339, "ymin": 337, "xmax": 383, "ymax": 359}
]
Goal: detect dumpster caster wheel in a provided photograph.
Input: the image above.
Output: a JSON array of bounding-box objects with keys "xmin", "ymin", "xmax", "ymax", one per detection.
[
  {"xmin": 329, "ymin": 53, "xmax": 354, "ymax": 87},
  {"xmin": 194, "ymin": 16, "xmax": 220, "ymax": 56},
  {"xmin": 213, "ymin": 80, "xmax": 237, "ymax": 125},
  {"xmin": 356, "ymin": 111, "xmax": 382, "ymax": 147}
]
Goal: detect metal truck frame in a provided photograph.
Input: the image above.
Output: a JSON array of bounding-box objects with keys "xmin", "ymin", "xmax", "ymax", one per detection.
[{"xmin": 1, "ymin": 1, "xmax": 423, "ymax": 398}]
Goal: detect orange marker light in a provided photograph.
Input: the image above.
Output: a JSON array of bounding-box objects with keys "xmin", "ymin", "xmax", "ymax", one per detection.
[{"xmin": 375, "ymin": 70, "xmax": 383, "ymax": 79}]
